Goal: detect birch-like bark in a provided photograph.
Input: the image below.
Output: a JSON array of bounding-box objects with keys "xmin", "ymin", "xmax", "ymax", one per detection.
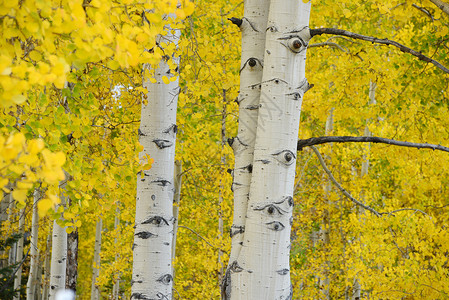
[
  {"xmin": 228, "ymin": 2, "xmax": 312, "ymax": 299},
  {"xmin": 91, "ymin": 218, "xmax": 102, "ymax": 300},
  {"xmin": 26, "ymin": 189, "xmax": 40, "ymax": 300},
  {"xmin": 131, "ymin": 16, "xmax": 180, "ymax": 300},
  {"xmin": 13, "ymin": 209, "xmax": 25, "ymax": 300},
  {"xmin": 226, "ymin": 1, "xmax": 270, "ymax": 273},
  {"xmin": 172, "ymin": 160, "xmax": 182, "ymax": 279},
  {"xmin": 49, "ymin": 189, "xmax": 68, "ymax": 300}
]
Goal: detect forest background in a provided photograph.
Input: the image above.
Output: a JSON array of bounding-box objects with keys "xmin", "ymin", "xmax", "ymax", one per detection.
[{"xmin": 1, "ymin": 0, "xmax": 449, "ymax": 299}]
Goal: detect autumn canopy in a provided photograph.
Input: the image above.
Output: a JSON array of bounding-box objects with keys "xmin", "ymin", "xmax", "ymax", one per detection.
[{"xmin": 0, "ymin": 0, "xmax": 448, "ymax": 299}]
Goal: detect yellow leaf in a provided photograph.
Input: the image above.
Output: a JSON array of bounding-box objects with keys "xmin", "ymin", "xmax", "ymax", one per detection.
[
  {"xmin": 38, "ymin": 198, "xmax": 53, "ymax": 217},
  {"xmin": 12, "ymin": 189, "xmax": 28, "ymax": 203},
  {"xmin": 162, "ymin": 76, "xmax": 170, "ymax": 84},
  {"xmin": 27, "ymin": 139, "xmax": 45, "ymax": 154}
]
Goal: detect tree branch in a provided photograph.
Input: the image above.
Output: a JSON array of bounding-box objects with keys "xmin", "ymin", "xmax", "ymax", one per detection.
[
  {"xmin": 309, "ymin": 28, "xmax": 449, "ymax": 74},
  {"xmin": 178, "ymin": 225, "xmax": 225, "ymax": 252},
  {"xmin": 311, "ymin": 146, "xmax": 434, "ymax": 219},
  {"xmin": 429, "ymin": 0, "xmax": 449, "ymax": 16},
  {"xmin": 297, "ymin": 136, "xmax": 449, "ymax": 154},
  {"xmin": 310, "ymin": 146, "xmax": 381, "ymax": 217}
]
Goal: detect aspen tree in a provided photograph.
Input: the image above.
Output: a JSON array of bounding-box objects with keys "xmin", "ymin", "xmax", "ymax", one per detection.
[
  {"xmin": 49, "ymin": 185, "xmax": 68, "ymax": 300},
  {"xmin": 131, "ymin": 14, "xmax": 180, "ymax": 299},
  {"xmin": 13, "ymin": 209, "xmax": 24, "ymax": 300},
  {"xmin": 226, "ymin": 0, "xmax": 270, "ymax": 269},
  {"xmin": 91, "ymin": 218, "xmax": 102, "ymax": 300},
  {"xmin": 225, "ymin": 1, "xmax": 312, "ymax": 299}
]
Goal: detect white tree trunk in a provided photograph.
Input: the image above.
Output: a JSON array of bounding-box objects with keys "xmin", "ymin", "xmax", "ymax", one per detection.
[
  {"xmin": 226, "ymin": 0, "xmax": 270, "ymax": 272},
  {"xmin": 13, "ymin": 209, "xmax": 25, "ymax": 300},
  {"xmin": 131, "ymin": 18, "xmax": 180, "ymax": 300},
  {"xmin": 49, "ymin": 187, "xmax": 68, "ymax": 300},
  {"xmin": 27, "ymin": 189, "xmax": 40, "ymax": 300},
  {"xmin": 49, "ymin": 219, "xmax": 67, "ymax": 299},
  {"xmin": 227, "ymin": 2, "xmax": 312, "ymax": 299},
  {"xmin": 42, "ymin": 231, "xmax": 51, "ymax": 300},
  {"xmin": 172, "ymin": 160, "xmax": 182, "ymax": 279},
  {"xmin": 91, "ymin": 218, "xmax": 102, "ymax": 300}
]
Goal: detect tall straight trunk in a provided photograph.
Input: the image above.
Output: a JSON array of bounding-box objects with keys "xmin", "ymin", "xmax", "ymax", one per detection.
[
  {"xmin": 13, "ymin": 209, "xmax": 25, "ymax": 300},
  {"xmin": 27, "ymin": 189, "xmax": 40, "ymax": 300},
  {"xmin": 66, "ymin": 194, "xmax": 78, "ymax": 293},
  {"xmin": 131, "ymin": 16, "xmax": 180, "ymax": 299},
  {"xmin": 48, "ymin": 219, "xmax": 67, "ymax": 299},
  {"xmin": 218, "ymin": 95, "xmax": 227, "ymax": 285},
  {"xmin": 91, "ymin": 218, "xmax": 102, "ymax": 300},
  {"xmin": 42, "ymin": 230, "xmax": 51, "ymax": 300},
  {"xmin": 226, "ymin": 0, "xmax": 270, "ymax": 271},
  {"xmin": 66, "ymin": 230, "xmax": 78, "ymax": 292},
  {"xmin": 228, "ymin": 2, "xmax": 312, "ymax": 299},
  {"xmin": 171, "ymin": 160, "xmax": 182, "ymax": 279},
  {"xmin": 49, "ymin": 187, "xmax": 68, "ymax": 300},
  {"xmin": 36, "ymin": 263, "xmax": 42, "ymax": 300}
]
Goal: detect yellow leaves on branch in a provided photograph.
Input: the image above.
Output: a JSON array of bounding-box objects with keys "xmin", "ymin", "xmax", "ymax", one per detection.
[
  {"xmin": 0, "ymin": 132, "xmax": 65, "ymax": 215},
  {"xmin": 0, "ymin": 0, "xmax": 192, "ymax": 107}
]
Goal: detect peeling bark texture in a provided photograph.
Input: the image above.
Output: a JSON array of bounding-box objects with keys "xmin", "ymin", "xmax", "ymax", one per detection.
[
  {"xmin": 91, "ymin": 218, "xmax": 102, "ymax": 300},
  {"xmin": 13, "ymin": 209, "xmax": 25, "ymax": 300},
  {"xmin": 229, "ymin": 1, "xmax": 312, "ymax": 299},
  {"xmin": 429, "ymin": 0, "xmax": 449, "ymax": 16},
  {"xmin": 132, "ymin": 14, "xmax": 180, "ymax": 299},
  {"xmin": 309, "ymin": 27, "xmax": 449, "ymax": 74},
  {"xmin": 225, "ymin": 0, "xmax": 270, "ymax": 285},
  {"xmin": 26, "ymin": 189, "xmax": 41, "ymax": 300}
]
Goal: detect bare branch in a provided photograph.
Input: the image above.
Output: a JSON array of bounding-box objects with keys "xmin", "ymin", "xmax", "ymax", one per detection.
[
  {"xmin": 412, "ymin": 4, "xmax": 434, "ymax": 20},
  {"xmin": 178, "ymin": 225, "xmax": 225, "ymax": 252},
  {"xmin": 429, "ymin": 0, "xmax": 449, "ymax": 16},
  {"xmin": 297, "ymin": 136, "xmax": 449, "ymax": 154},
  {"xmin": 310, "ymin": 146, "xmax": 381, "ymax": 217},
  {"xmin": 309, "ymin": 28, "xmax": 449, "ymax": 74}
]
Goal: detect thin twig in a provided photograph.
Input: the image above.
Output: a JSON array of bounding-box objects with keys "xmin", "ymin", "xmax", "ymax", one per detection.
[
  {"xmin": 178, "ymin": 225, "xmax": 225, "ymax": 252},
  {"xmin": 298, "ymin": 136, "xmax": 449, "ymax": 154},
  {"xmin": 309, "ymin": 28, "xmax": 449, "ymax": 74},
  {"xmin": 311, "ymin": 146, "xmax": 381, "ymax": 217}
]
